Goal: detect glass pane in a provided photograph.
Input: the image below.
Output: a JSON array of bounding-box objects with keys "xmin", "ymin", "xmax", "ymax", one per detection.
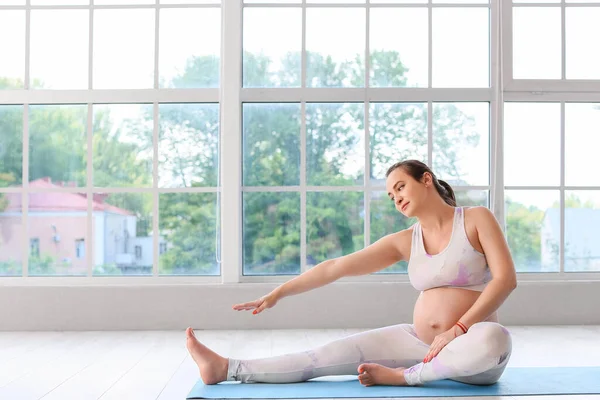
[
  {"xmin": 369, "ymin": 103, "xmax": 427, "ymax": 183},
  {"xmin": 243, "ymin": 103, "xmax": 300, "ymax": 186},
  {"xmin": 564, "ymin": 191, "xmax": 600, "ymax": 272},
  {"xmin": 371, "ymin": 0, "xmax": 426, "ymax": 3},
  {"xmin": 432, "ymin": 8, "xmax": 489, "ymax": 88},
  {"xmin": 513, "ymin": 8, "xmax": 561, "ymax": 79},
  {"xmin": 31, "ymin": 0, "xmax": 89, "ymax": 5},
  {"xmin": 433, "ymin": 0, "xmax": 487, "ymax": 3},
  {"xmin": 95, "ymin": 0, "xmax": 154, "ymax": 4},
  {"xmin": 307, "ymin": 103, "xmax": 364, "ymax": 186},
  {"xmin": 161, "ymin": 0, "xmax": 220, "ymax": 3},
  {"xmin": 514, "ymin": 0, "xmax": 559, "ymax": 3},
  {"xmin": 0, "ymin": 11, "xmax": 25, "ymax": 89},
  {"xmin": 159, "ymin": 193, "xmax": 219, "ymax": 276},
  {"xmin": 370, "ymin": 191, "xmax": 416, "ymax": 274},
  {"xmin": 243, "ymin": 192, "xmax": 300, "ymax": 275},
  {"xmin": 504, "ymin": 103, "xmax": 560, "ymax": 186},
  {"xmin": 433, "ymin": 103, "xmax": 489, "ymax": 186},
  {"xmin": 29, "ymin": 105, "xmax": 87, "ymax": 187},
  {"xmin": 1, "ymin": 1, "xmax": 25, "ymax": 4},
  {"xmin": 245, "ymin": 0, "xmax": 299, "ymax": 3},
  {"xmin": 306, "ymin": 9, "xmax": 365, "ymax": 87},
  {"xmin": 30, "ymin": 11, "xmax": 88, "ymax": 89},
  {"xmin": 159, "ymin": 8, "xmax": 220, "ymax": 88},
  {"xmin": 307, "ymin": 191, "xmax": 364, "ymax": 268},
  {"xmin": 27, "ymin": 193, "xmax": 88, "ymax": 276},
  {"xmin": 505, "ymin": 190, "xmax": 559, "ymax": 272},
  {"xmin": 93, "ymin": 104, "xmax": 153, "ymax": 188},
  {"xmin": 0, "ymin": 191, "xmax": 23, "ymax": 276},
  {"xmin": 158, "ymin": 103, "xmax": 219, "ymax": 188},
  {"xmin": 93, "ymin": 193, "xmax": 153, "ymax": 276},
  {"xmin": 566, "ymin": 9, "xmax": 600, "ymax": 80},
  {"xmin": 243, "ymin": 8, "xmax": 301, "ymax": 88},
  {"xmin": 456, "ymin": 190, "xmax": 488, "ymax": 207},
  {"xmin": 307, "ymin": 0, "xmax": 364, "ymax": 2},
  {"xmin": 93, "ymin": 9, "xmax": 155, "ymax": 89},
  {"xmin": 370, "ymin": 9, "xmax": 427, "ymax": 88},
  {"xmin": 0, "ymin": 105, "xmax": 23, "ymax": 187},
  {"xmin": 566, "ymin": 103, "xmax": 600, "ymax": 186}
]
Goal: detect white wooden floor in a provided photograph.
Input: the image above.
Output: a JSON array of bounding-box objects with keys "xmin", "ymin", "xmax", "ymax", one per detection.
[{"xmin": 0, "ymin": 326, "xmax": 599, "ymax": 400}]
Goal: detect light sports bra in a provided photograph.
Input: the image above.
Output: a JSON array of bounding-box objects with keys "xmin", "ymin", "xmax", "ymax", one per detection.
[{"xmin": 408, "ymin": 206, "xmax": 492, "ymax": 292}]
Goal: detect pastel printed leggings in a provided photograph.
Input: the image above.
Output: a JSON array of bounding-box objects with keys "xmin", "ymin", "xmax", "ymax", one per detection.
[{"xmin": 227, "ymin": 321, "xmax": 512, "ymax": 386}]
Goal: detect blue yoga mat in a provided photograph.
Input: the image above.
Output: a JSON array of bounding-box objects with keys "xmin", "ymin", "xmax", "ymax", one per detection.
[{"xmin": 187, "ymin": 366, "xmax": 600, "ymax": 399}]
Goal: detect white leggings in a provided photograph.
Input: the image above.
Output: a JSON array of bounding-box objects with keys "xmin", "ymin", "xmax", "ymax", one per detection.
[{"xmin": 227, "ymin": 321, "xmax": 512, "ymax": 386}]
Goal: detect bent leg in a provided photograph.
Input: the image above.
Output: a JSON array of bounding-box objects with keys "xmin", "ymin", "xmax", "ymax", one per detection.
[
  {"xmin": 227, "ymin": 323, "xmax": 430, "ymax": 383},
  {"xmin": 403, "ymin": 322, "xmax": 513, "ymax": 386}
]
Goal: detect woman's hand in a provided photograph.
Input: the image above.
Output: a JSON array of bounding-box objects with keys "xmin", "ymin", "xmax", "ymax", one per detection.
[
  {"xmin": 232, "ymin": 292, "xmax": 279, "ymax": 315},
  {"xmin": 423, "ymin": 325, "xmax": 464, "ymax": 363}
]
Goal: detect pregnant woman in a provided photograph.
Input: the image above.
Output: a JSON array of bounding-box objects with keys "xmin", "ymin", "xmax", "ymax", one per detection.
[{"xmin": 186, "ymin": 159, "xmax": 517, "ymax": 387}]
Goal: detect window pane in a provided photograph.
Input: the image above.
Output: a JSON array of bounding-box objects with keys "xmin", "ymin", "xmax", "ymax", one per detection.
[
  {"xmin": 244, "ymin": 8, "xmax": 301, "ymax": 88},
  {"xmin": 307, "ymin": 0, "xmax": 364, "ymax": 3},
  {"xmin": 433, "ymin": 8, "xmax": 489, "ymax": 88},
  {"xmin": 564, "ymin": 191, "xmax": 600, "ymax": 272},
  {"xmin": 159, "ymin": 8, "xmax": 220, "ymax": 88},
  {"xmin": 456, "ymin": 190, "xmax": 488, "ymax": 207},
  {"xmin": 566, "ymin": 9, "xmax": 600, "ymax": 80},
  {"xmin": 245, "ymin": 0, "xmax": 299, "ymax": 3},
  {"xmin": 29, "ymin": 105, "xmax": 87, "ymax": 187},
  {"xmin": 505, "ymin": 190, "xmax": 559, "ymax": 272},
  {"xmin": 159, "ymin": 104, "xmax": 219, "ymax": 188},
  {"xmin": 93, "ymin": 193, "xmax": 153, "ymax": 276},
  {"xmin": 307, "ymin": 103, "xmax": 364, "ymax": 186},
  {"xmin": 513, "ymin": 8, "xmax": 561, "ymax": 79},
  {"xmin": 369, "ymin": 103, "xmax": 427, "ymax": 183},
  {"xmin": 161, "ymin": 0, "xmax": 220, "ymax": 3},
  {"xmin": 95, "ymin": 0, "xmax": 154, "ymax": 4},
  {"xmin": 433, "ymin": 103, "xmax": 489, "ymax": 186},
  {"xmin": 93, "ymin": 9, "xmax": 155, "ymax": 89},
  {"xmin": 93, "ymin": 104, "xmax": 153, "ymax": 188},
  {"xmin": 371, "ymin": 0, "xmax": 426, "ymax": 3},
  {"xmin": 307, "ymin": 191, "xmax": 364, "ymax": 268},
  {"xmin": 159, "ymin": 193, "xmax": 219, "ymax": 276},
  {"xmin": 0, "ymin": 192, "xmax": 23, "ymax": 276},
  {"xmin": 566, "ymin": 103, "xmax": 600, "ymax": 186},
  {"xmin": 370, "ymin": 9, "xmax": 427, "ymax": 88},
  {"xmin": 370, "ymin": 191, "xmax": 415, "ymax": 274},
  {"xmin": 30, "ymin": 11, "xmax": 88, "ymax": 90},
  {"xmin": 243, "ymin": 192, "xmax": 300, "ymax": 275},
  {"xmin": 0, "ymin": 11, "xmax": 25, "ymax": 89},
  {"xmin": 306, "ymin": 9, "xmax": 365, "ymax": 87},
  {"xmin": 504, "ymin": 103, "xmax": 560, "ymax": 186},
  {"xmin": 0, "ymin": 105, "xmax": 23, "ymax": 187},
  {"xmin": 27, "ymin": 193, "xmax": 88, "ymax": 276},
  {"xmin": 243, "ymin": 103, "xmax": 300, "ymax": 186},
  {"xmin": 31, "ymin": 0, "xmax": 89, "ymax": 5}
]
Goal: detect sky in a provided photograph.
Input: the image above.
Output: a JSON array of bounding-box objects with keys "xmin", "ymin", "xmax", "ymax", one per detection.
[{"xmin": 1, "ymin": 1, "xmax": 599, "ymax": 210}]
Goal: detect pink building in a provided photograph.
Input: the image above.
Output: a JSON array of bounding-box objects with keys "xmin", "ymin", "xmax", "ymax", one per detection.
[{"xmin": 0, "ymin": 178, "xmax": 161, "ymax": 275}]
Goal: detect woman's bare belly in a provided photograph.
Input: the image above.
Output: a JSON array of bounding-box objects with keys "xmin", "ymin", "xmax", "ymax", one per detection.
[{"xmin": 413, "ymin": 287, "xmax": 498, "ymax": 345}]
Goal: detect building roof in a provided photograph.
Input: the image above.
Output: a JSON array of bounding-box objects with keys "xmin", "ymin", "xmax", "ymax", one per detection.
[{"xmin": 1, "ymin": 178, "xmax": 132, "ymax": 215}]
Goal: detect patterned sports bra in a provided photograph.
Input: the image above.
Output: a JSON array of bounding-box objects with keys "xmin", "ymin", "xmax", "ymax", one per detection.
[{"xmin": 407, "ymin": 207, "xmax": 492, "ymax": 292}]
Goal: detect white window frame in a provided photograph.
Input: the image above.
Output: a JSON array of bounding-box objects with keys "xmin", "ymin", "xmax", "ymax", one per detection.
[{"xmin": 1, "ymin": 0, "xmax": 599, "ymax": 287}]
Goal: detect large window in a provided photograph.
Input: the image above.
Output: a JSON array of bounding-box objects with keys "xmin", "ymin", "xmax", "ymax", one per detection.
[
  {"xmin": 240, "ymin": 1, "xmax": 491, "ymax": 278},
  {"xmin": 0, "ymin": 1, "xmax": 221, "ymax": 278},
  {"xmin": 1, "ymin": 0, "xmax": 598, "ymax": 283}
]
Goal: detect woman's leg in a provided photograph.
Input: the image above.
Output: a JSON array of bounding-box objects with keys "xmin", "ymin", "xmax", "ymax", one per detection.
[
  {"xmin": 402, "ymin": 322, "xmax": 513, "ymax": 386},
  {"xmin": 227, "ymin": 323, "xmax": 429, "ymax": 383}
]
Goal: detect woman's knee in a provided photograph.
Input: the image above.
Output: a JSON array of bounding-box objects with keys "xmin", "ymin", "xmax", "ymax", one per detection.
[{"xmin": 469, "ymin": 322, "xmax": 512, "ymax": 357}]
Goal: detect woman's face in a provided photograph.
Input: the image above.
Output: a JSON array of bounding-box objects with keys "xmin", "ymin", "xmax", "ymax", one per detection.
[{"xmin": 386, "ymin": 168, "xmax": 430, "ymax": 217}]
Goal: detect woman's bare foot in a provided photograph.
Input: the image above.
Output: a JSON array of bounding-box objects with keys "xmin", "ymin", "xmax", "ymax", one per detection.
[
  {"xmin": 186, "ymin": 327, "xmax": 229, "ymax": 385},
  {"xmin": 357, "ymin": 363, "xmax": 408, "ymax": 386}
]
